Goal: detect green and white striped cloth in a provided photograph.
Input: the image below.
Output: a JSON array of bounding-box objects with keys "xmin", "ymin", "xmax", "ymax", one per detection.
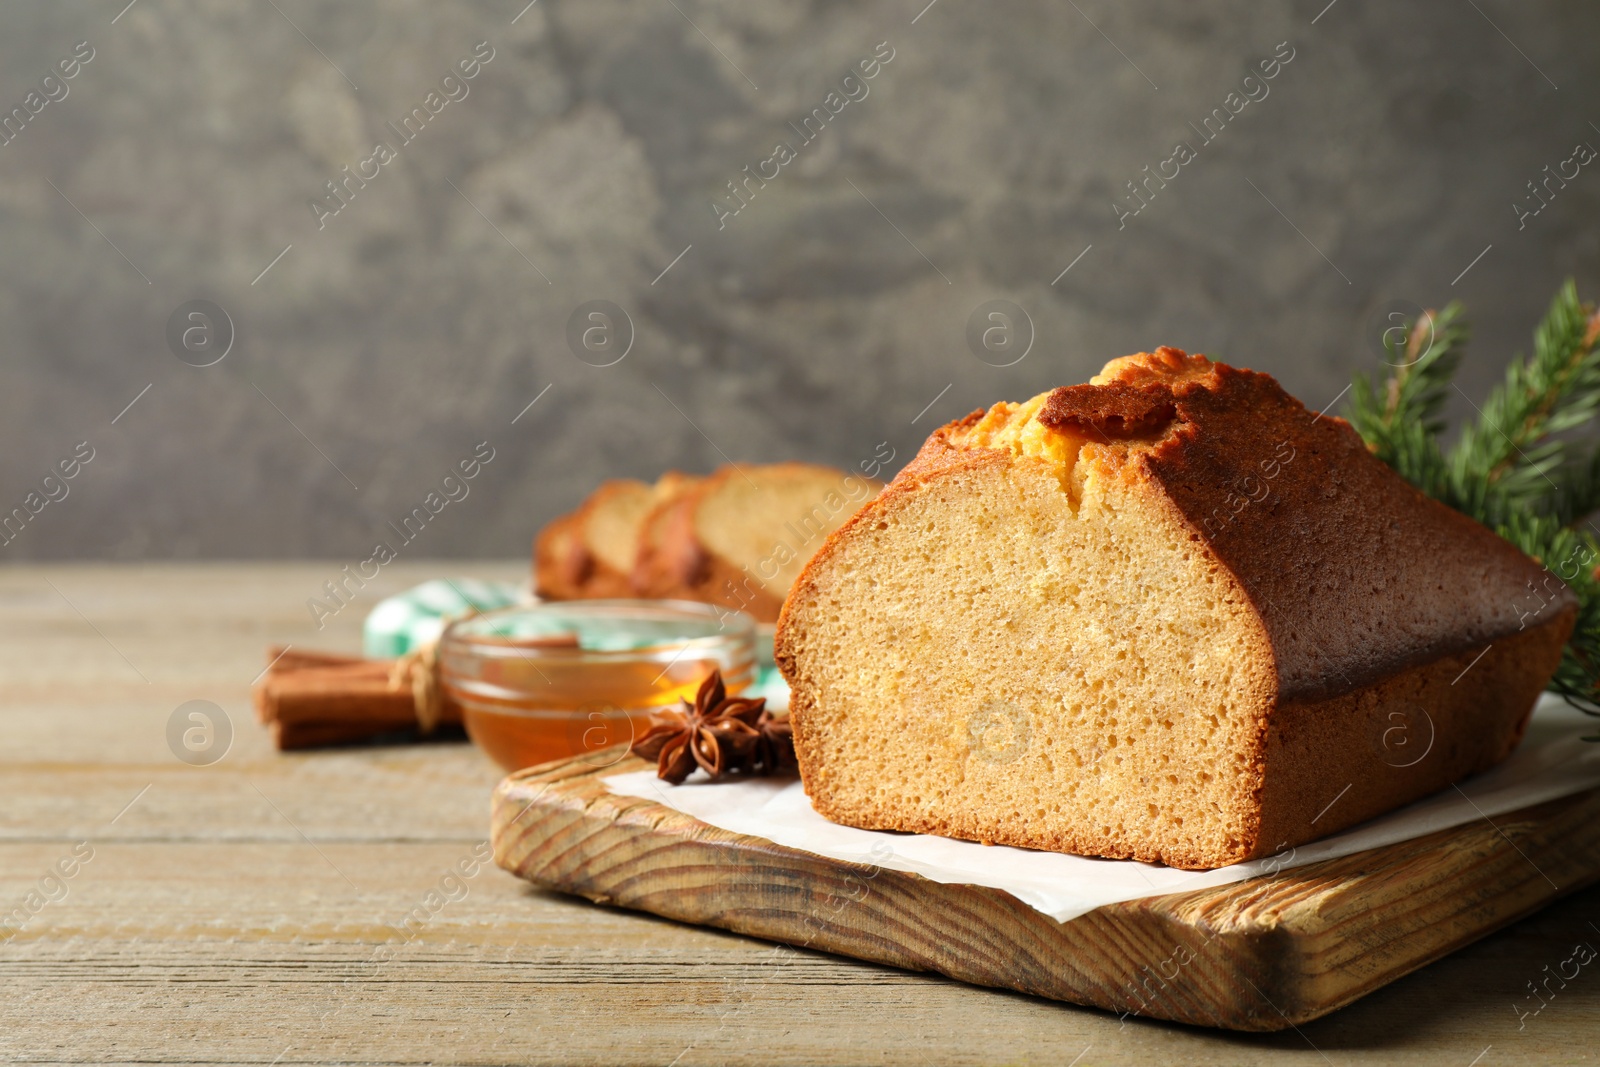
[{"xmin": 362, "ymin": 578, "xmax": 526, "ymax": 659}]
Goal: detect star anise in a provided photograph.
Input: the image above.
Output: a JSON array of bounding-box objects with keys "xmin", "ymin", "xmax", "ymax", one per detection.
[
  {"xmin": 632, "ymin": 670, "xmax": 795, "ymax": 784},
  {"xmin": 751, "ymin": 713, "xmax": 796, "ymax": 776}
]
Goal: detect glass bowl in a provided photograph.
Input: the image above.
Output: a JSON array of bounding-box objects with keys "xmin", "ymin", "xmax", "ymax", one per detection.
[{"xmin": 438, "ymin": 599, "xmax": 758, "ymax": 772}]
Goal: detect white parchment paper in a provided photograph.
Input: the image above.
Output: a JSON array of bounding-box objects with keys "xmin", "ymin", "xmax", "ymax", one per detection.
[{"xmin": 605, "ymin": 695, "xmax": 1600, "ymax": 923}]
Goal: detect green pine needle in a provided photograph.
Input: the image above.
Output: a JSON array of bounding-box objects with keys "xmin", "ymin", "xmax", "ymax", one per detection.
[
  {"xmin": 1348, "ymin": 305, "xmax": 1465, "ymax": 501},
  {"xmin": 1346, "ymin": 280, "xmax": 1600, "ymax": 718},
  {"xmin": 1445, "ymin": 280, "xmax": 1600, "ymax": 528},
  {"xmin": 1553, "ymin": 443, "xmax": 1600, "ymax": 528}
]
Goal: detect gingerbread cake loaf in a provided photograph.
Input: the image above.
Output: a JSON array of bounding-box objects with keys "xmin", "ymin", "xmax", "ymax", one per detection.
[{"xmin": 774, "ymin": 347, "xmax": 1577, "ymax": 870}]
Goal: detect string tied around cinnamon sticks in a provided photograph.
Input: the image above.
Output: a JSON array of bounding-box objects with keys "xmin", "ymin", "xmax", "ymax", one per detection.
[
  {"xmin": 386, "ymin": 638, "xmax": 446, "ymax": 736},
  {"xmin": 254, "ymin": 646, "xmax": 433, "ymax": 750},
  {"xmin": 253, "ymin": 617, "xmax": 584, "ymax": 750},
  {"xmin": 255, "ymin": 609, "xmax": 479, "ymax": 749},
  {"xmin": 384, "ymin": 606, "xmax": 483, "ymax": 736}
]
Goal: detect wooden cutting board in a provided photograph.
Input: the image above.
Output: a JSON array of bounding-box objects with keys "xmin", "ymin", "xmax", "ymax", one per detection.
[{"xmin": 490, "ymin": 753, "xmax": 1600, "ymax": 1032}]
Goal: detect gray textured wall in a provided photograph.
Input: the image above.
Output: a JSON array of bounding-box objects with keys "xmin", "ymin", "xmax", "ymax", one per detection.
[{"xmin": 1, "ymin": 0, "xmax": 1597, "ymax": 560}]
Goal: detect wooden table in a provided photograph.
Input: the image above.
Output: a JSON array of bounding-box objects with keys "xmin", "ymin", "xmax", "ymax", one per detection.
[{"xmin": 3, "ymin": 563, "xmax": 1597, "ymax": 1065}]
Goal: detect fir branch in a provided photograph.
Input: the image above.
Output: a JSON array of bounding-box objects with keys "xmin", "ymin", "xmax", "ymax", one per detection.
[
  {"xmin": 1347, "ymin": 305, "xmax": 1465, "ymax": 499},
  {"xmin": 1445, "ymin": 280, "xmax": 1600, "ymax": 521},
  {"xmin": 1551, "ymin": 443, "xmax": 1600, "ymax": 527},
  {"xmin": 1345, "ymin": 280, "xmax": 1600, "ymax": 723}
]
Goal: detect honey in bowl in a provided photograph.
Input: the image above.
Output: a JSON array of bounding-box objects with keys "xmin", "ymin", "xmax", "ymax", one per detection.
[{"xmin": 437, "ymin": 600, "xmax": 757, "ymax": 773}]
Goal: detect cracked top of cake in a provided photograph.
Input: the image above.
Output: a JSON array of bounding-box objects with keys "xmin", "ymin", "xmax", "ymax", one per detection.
[{"xmin": 879, "ymin": 346, "xmax": 1575, "ymax": 703}]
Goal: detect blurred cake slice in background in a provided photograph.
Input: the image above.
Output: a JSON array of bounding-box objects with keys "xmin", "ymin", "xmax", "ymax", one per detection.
[
  {"xmin": 631, "ymin": 463, "xmax": 882, "ymax": 622},
  {"xmin": 534, "ymin": 473, "xmax": 699, "ymax": 600},
  {"xmin": 536, "ymin": 463, "xmax": 883, "ymax": 622}
]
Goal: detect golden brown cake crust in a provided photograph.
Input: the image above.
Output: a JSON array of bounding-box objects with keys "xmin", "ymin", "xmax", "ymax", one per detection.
[
  {"xmin": 1252, "ymin": 624, "xmax": 1567, "ymax": 853},
  {"xmin": 533, "ymin": 481, "xmax": 642, "ymax": 600},
  {"xmin": 1111, "ymin": 354, "xmax": 1574, "ymax": 703},
  {"xmin": 536, "ymin": 475, "xmax": 704, "ymax": 603},
  {"xmin": 532, "ymin": 513, "xmax": 590, "ymax": 600},
  {"xmin": 1040, "ymin": 381, "xmax": 1178, "ymax": 438},
  {"xmin": 629, "ymin": 491, "xmax": 702, "ymax": 596},
  {"xmin": 777, "ymin": 347, "xmax": 1579, "ymax": 869}
]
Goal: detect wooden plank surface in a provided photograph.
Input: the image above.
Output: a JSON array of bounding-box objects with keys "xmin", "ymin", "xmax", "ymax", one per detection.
[
  {"xmin": 491, "ymin": 755, "xmax": 1600, "ymax": 1032},
  {"xmin": 2, "ymin": 563, "xmax": 1600, "ymax": 1064}
]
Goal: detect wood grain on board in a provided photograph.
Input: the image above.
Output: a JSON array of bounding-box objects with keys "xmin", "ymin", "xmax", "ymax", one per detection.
[{"xmin": 493, "ymin": 753, "xmax": 1600, "ymax": 1032}]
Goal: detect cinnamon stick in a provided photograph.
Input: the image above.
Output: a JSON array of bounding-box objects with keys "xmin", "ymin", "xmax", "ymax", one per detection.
[
  {"xmin": 252, "ymin": 645, "xmax": 458, "ymax": 749},
  {"xmin": 252, "ymin": 636, "xmax": 578, "ymax": 750}
]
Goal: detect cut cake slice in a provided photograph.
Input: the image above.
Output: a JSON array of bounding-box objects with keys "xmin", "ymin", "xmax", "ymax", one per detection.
[
  {"xmin": 535, "ymin": 474, "xmax": 698, "ymax": 600},
  {"xmin": 633, "ymin": 463, "xmax": 882, "ymax": 623}
]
